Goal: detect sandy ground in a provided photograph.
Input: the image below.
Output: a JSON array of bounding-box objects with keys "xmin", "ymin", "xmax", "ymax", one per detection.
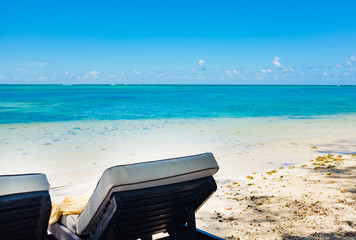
[
  {"xmin": 1, "ymin": 115, "xmax": 356, "ymax": 239},
  {"xmin": 197, "ymin": 154, "xmax": 356, "ymax": 240}
]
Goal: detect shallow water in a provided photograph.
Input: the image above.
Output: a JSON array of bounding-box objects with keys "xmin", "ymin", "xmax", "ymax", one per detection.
[{"xmin": 1, "ymin": 85, "xmax": 355, "ymax": 123}]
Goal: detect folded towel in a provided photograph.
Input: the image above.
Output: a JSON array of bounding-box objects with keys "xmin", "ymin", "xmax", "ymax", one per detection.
[{"xmin": 49, "ymin": 194, "xmax": 90, "ymax": 224}]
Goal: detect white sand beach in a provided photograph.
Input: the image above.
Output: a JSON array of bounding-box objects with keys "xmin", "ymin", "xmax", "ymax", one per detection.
[
  {"xmin": 0, "ymin": 115, "xmax": 355, "ymax": 239},
  {"xmin": 197, "ymin": 154, "xmax": 356, "ymax": 239}
]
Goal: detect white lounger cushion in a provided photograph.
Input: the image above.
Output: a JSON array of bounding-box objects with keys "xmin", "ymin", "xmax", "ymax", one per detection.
[
  {"xmin": 75, "ymin": 153, "xmax": 219, "ymax": 235},
  {"xmin": 0, "ymin": 173, "xmax": 50, "ymax": 196},
  {"xmin": 60, "ymin": 214, "xmax": 79, "ymax": 234}
]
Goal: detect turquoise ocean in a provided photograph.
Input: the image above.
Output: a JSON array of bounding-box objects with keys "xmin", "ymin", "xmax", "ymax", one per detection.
[{"xmin": 0, "ymin": 85, "xmax": 355, "ymax": 124}]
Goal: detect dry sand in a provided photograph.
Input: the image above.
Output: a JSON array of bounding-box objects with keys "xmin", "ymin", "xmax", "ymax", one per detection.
[{"xmin": 197, "ymin": 154, "xmax": 356, "ymax": 239}]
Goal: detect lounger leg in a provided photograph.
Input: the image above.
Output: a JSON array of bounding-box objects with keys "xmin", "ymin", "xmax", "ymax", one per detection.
[{"xmin": 185, "ymin": 207, "xmax": 196, "ymax": 240}]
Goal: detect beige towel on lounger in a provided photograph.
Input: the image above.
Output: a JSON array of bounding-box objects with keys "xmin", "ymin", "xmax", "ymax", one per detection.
[{"xmin": 49, "ymin": 194, "xmax": 90, "ymax": 224}]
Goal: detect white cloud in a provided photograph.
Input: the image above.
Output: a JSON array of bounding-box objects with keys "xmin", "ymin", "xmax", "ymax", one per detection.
[
  {"xmin": 350, "ymin": 56, "xmax": 356, "ymax": 62},
  {"xmin": 38, "ymin": 76, "xmax": 47, "ymax": 80},
  {"xmin": 132, "ymin": 70, "xmax": 141, "ymax": 75},
  {"xmin": 198, "ymin": 59, "xmax": 205, "ymax": 66},
  {"xmin": 260, "ymin": 69, "xmax": 272, "ymax": 74},
  {"xmin": 224, "ymin": 69, "xmax": 242, "ymax": 80},
  {"xmin": 64, "ymin": 71, "xmax": 77, "ymax": 79},
  {"xmin": 257, "ymin": 69, "xmax": 272, "ymax": 80},
  {"xmin": 346, "ymin": 58, "xmax": 353, "ymax": 66},
  {"xmin": 322, "ymin": 72, "xmax": 330, "ymax": 77},
  {"xmin": 344, "ymin": 72, "xmax": 350, "ymax": 76},
  {"xmin": 336, "ymin": 64, "xmax": 343, "ymax": 68},
  {"xmin": 83, "ymin": 70, "xmax": 101, "ymax": 79},
  {"xmin": 225, "ymin": 69, "xmax": 240, "ymax": 77},
  {"xmin": 0, "ymin": 75, "xmax": 6, "ymax": 80},
  {"xmin": 232, "ymin": 69, "xmax": 240, "ymax": 74},
  {"xmin": 26, "ymin": 61, "xmax": 47, "ymax": 67},
  {"xmin": 272, "ymin": 56, "xmax": 282, "ymax": 68}
]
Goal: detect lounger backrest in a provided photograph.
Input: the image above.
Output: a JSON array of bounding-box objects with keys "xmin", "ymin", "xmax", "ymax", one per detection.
[
  {"xmin": 99, "ymin": 176, "xmax": 217, "ymax": 239},
  {"xmin": 0, "ymin": 173, "xmax": 51, "ymax": 240},
  {"xmin": 76, "ymin": 152, "xmax": 219, "ymax": 235}
]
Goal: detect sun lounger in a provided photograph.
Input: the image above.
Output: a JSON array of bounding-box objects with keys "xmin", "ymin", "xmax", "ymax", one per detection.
[
  {"xmin": 0, "ymin": 173, "xmax": 51, "ymax": 240},
  {"xmin": 49, "ymin": 153, "xmax": 223, "ymax": 240}
]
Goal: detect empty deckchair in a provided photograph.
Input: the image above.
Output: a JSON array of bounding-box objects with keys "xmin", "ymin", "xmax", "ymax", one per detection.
[
  {"xmin": 49, "ymin": 153, "xmax": 223, "ymax": 240},
  {"xmin": 0, "ymin": 173, "xmax": 51, "ymax": 240}
]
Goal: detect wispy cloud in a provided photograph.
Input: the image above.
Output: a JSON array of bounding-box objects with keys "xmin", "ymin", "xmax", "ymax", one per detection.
[
  {"xmin": 260, "ymin": 69, "xmax": 272, "ymax": 74},
  {"xmin": 257, "ymin": 68, "xmax": 272, "ymax": 80},
  {"xmin": 0, "ymin": 75, "xmax": 6, "ymax": 80},
  {"xmin": 346, "ymin": 58, "xmax": 353, "ymax": 66},
  {"xmin": 26, "ymin": 61, "xmax": 47, "ymax": 67},
  {"xmin": 107, "ymin": 74, "xmax": 118, "ymax": 78},
  {"xmin": 225, "ymin": 70, "xmax": 232, "ymax": 76},
  {"xmin": 83, "ymin": 70, "xmax": 101, "ymax": 79},
  {"xmin": 232, "ymin": 69, "xmax": 240, "ymax": 74},
  {"xmin": 64, "ymin": 70, "xmax": 76, "ymax": 80},
  {"xmin": 132, "ymin": 70, "xmax": 141, "ymax": 75},
  {"xmin": 38, "ymin": 76, "xmax": 47, "ymax": 80},
  {"xmin": 272, "ymin": 56, "xmax": 282, "ymax": 68},
  {"xmin": 225, "ymin": 69, "xmax": 240, "ymax": 78}
]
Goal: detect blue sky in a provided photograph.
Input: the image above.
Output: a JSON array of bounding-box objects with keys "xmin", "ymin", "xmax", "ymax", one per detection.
[{"xmin": 1, "ymin": 0, "xmax": 356, "ymax": 84}]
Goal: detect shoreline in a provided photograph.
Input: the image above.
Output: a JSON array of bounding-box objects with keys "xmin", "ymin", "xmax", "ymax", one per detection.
[
  {"xmin": 0, "ymin": 115, "xmax": 355, "ymax": 238},
  {"xmin": 1, "ymin": 115, "xmax": 356, "ymax": 185}
]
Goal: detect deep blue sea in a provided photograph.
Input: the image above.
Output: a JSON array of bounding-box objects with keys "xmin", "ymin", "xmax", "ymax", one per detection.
[{"xmin": 0, "ymin": 85, "xmax": 355, "ymax": 124}]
